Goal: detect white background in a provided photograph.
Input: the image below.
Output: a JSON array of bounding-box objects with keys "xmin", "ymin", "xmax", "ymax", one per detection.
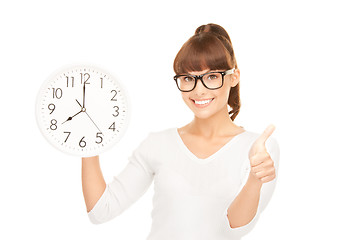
[{"xmin": 1, "ymin": 0, "xmax": 347, "ymax": 239}]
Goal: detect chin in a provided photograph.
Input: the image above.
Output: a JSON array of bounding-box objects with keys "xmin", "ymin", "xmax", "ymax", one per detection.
[
  {"xmin": 191, "ymin": 109, "xmax": 217, "ymax": 120},
  {"xmin": 190, "ymin": 104, "xmax": 228, "ymax": 121}
]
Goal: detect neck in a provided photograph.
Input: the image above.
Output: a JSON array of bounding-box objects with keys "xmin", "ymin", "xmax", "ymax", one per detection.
[{"xmin": 188, "ymin": 105, "xmax": 240, "ymax": 138}]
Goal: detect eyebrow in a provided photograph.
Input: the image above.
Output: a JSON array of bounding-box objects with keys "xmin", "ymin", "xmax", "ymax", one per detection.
[{"xmin": 187, "ymin": 69, "xmax": 224, "ymax": 76}]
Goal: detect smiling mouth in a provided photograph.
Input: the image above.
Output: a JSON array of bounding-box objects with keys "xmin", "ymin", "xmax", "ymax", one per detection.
[{"xmin": 191, "ymin": 98, "xmax": 214, "ymax": 106}]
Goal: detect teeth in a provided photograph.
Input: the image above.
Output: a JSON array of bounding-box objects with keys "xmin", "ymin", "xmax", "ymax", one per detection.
[{"xmin": 194, "ymin": 98, "xmax": 213, "ymax": 105}]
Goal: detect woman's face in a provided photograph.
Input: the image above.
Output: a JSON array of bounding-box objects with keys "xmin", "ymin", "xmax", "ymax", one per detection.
[{"xmin": 181, "ymin": 68, "xmax": 240, "ymax": 120}]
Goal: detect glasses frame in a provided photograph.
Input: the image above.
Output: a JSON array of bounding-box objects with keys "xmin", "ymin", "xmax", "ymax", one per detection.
[{"xmin": 173, "ymin": 68, "xmax": 235, "ymax": 92}]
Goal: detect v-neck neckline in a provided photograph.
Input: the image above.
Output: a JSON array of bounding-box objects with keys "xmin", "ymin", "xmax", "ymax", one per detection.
[{"xmin": 173, "ymin": 128, "xmax": 247, "ymax": 164}]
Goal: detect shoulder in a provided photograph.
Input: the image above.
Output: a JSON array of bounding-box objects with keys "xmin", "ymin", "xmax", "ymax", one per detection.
[
  {"xmin": 148, "ymin": 127, "xmax": 176, "ymax": 139},
  {"xmin": 131, "ymin": 128, "xmax": 176, "ymax": 165},
  {"xmin": 139, "ymin": 127, "xmax": 176, "ymax": 147},
  {"xmin": 150, "ymin": 127, "xmax": 175, "ymax": 135}
]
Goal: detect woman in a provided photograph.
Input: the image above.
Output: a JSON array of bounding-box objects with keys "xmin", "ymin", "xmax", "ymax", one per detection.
[{"xmin": 82, "ymin": 23, "xmax": 280, "ymax": 240}]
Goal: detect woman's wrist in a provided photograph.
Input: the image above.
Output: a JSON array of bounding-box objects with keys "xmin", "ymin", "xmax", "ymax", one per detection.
[{"xmin": 246, "ymin": 172, "xmax": 263, "ymax": 191}]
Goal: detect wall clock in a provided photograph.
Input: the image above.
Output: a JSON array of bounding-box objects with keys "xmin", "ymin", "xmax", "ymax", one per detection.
[{"xmin": 35, "ymin": 64, "xmax": 130, "ymax": 157}]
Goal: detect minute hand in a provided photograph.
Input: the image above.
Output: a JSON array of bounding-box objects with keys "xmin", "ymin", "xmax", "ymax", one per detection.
[{"xmin": 82, "ymin": 82, "xmax": 86, "ymax": 108}]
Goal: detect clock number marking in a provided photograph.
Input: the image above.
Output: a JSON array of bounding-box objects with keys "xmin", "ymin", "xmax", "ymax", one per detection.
[
  {"xmin": 80, "ymin": 73, "xmax": 90, "ymax": 84},
  {"xmin": 52, "ymin": 88, "xmax": 63, "ymax": 99},
  {"xmin": 109, "ymin": 122, "xmax": 116, "ymax": 131},
  {"xmin": 79, "ymin": 136, "xmax": 86, "ymax": 148},
  {"xmin": 100, "ymin": 77, "xmax": 103, "ymax": 88},
  {"xmin": 48, "ymin": 103, "xmax": 55, "ymax": 114},
  {"xmin": 96, "ymin": 132, "xmax": 103, "ymax": 144},
  {"xmin": 50, "ymin": 119, "xmax": 57, "ymax": 130},
  {"xmin": 66, "ymin": 76, "xmax": 74, "ymax": 87},
  {"xmin": 63, "ymin": 131, "xmax": 71, "ymax": 142},
  {"xmin": 111, "ymin": 90, "xmax": 117, "ymax": 101},
  {"xmin": 112, "ymin": 106, "xmax": 119, "ymax": 117}
]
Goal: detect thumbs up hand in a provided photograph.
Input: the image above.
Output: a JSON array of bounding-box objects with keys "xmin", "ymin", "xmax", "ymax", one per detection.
[{"xmin": 248, "ymin": 124, "xmax": 276, "ymax": 184}]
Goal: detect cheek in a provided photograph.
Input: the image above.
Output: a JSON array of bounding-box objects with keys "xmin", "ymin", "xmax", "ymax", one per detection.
[
  {"xmin": 216, "ymin": 87, "xmax": 231, "ymax": 103},
  {"xmin": 181, "ymin": 93, "xmax": 191, "ymax": 104}
]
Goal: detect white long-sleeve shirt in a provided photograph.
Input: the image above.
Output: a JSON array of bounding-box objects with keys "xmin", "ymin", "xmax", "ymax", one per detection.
[{"xmin": 87, "ymin": 127, "xmax": 280, "ymax": 240}]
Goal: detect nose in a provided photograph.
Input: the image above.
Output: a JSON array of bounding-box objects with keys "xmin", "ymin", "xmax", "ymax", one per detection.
[{"xmin": 192, "ymin": 78, "xmax": 207, "ymax": 95}]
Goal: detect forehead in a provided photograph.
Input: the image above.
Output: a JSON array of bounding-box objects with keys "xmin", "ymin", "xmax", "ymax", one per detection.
[{"xmin": 188, "ymin": 69, "xmax": 209, "ymax": 75}]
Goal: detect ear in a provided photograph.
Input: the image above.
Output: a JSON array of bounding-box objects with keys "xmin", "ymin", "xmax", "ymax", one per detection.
[{"xmin": 229, "ymin": 68, "xmax": 240, "ymax": 87}]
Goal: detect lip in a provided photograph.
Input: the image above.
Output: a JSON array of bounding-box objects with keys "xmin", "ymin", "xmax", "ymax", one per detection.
[{"xmin": 191, "ymin": 98, "xmax": 214, "ymax": 108}]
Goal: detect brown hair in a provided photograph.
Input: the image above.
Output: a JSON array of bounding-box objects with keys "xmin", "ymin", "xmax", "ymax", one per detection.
[{"xmin": 173, "ymin": 23, "xmax": 241, "ymax": 121}]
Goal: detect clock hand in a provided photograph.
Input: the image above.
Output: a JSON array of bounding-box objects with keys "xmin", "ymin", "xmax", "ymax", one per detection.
[
  {"xmin": 77, "ymin": 97, "xmax": 103, "ymax": 134},
  {"xmin": 62, "ymin": 99, "xmax": 84, "ymax": 124},
  {"xmin": 77, "ymin": 85, "xmax": 102, "ymax": 133},
  {"xmin": 76, "ymin": 99, "xmax": 82, "ymax": 108},
  {"xmin": 61, "ymin": 109, "xmax": 83, "ymax": 124},
  {"xmin": 82, "ymin": 82, "xmax": 86, "ymax": 108},
  {"xmin": 84, "ymin": 111, "xmax": 103, "ymax": 135}
]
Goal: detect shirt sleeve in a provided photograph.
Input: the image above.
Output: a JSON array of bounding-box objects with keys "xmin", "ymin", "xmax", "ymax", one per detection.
[
  {"xmin": 220, "ymin": 136, "xmax": 280, "ymax": 238},
  {"xmin": 87, "ymin": 133, "xmax": 155, "ymax": 224}
]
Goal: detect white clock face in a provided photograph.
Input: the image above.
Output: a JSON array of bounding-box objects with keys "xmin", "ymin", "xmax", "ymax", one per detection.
[{"xmin": 36, "ymin": 65, "xmax": 130, "ymax": 157}]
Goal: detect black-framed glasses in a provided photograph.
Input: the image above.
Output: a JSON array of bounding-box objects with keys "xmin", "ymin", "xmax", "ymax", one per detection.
[{"xmin": 173, "ymin": 68, "xmax": 235, "ymax": 92}]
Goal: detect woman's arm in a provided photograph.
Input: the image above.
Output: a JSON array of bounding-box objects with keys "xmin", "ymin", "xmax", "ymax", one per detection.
[
  {"xmin": 81, "ymin": 155, "xmax": 106, "ymax": 213},
  {"xmin": 226, "ymin": 173, "xmax": 262, "ymax": 228},
  {"xmin": 223, "ymin": 131, "xmax": 279, "ymax": 238},
  {"xmin": 227, "ymin": 125, "xmax": 277, "ymax": 228},
  {"xmin": 84, "ymin": 133, "xmax": 155, "ymax": 224}
]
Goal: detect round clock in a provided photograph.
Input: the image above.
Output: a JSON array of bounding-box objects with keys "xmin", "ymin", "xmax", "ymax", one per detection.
[{"xmin": 35, "ymin": 64, "xmax": 131, "ymax": 157}]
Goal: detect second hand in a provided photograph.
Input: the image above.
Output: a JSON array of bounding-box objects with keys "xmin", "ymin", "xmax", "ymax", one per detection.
[{"xmin": 76, "ymin": 99, "xmax": 103, "ymax": 135}]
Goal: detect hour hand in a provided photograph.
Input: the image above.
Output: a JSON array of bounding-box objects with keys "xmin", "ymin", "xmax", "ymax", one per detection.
[{"xmin": 61, "ymin": 110, "xmax": 83, "ymax": 124}]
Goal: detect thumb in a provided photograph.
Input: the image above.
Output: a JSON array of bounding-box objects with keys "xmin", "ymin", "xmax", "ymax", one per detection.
[
  {"xmin": 257, "ymin": 124, "xmax": 276, "ymax": 145},
  {"xmin": 250, "ymin": 124, "xmax": 276, "ymax": 157}
]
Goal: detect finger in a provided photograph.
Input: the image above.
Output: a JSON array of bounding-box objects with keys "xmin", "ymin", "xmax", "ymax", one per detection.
[
  {"xmin": 255, "ymin": 168, "xmax": 275, "ymax": 179},
  {"xmin": 260, "ymin": 174, "xmax": 276, "ymax": 183},
  {"xmin": 250, "ymin": 156, "xmax": 263, "ymax": 167},
  {"xmin": 257, "ymin": 124, "xmax": 276, "ymax": 145},
  {"xmin": 252, "ymin": 158, "xmax": 274, "ymax": 172},
  {"xmin": 250, "ymin": 152, "xmax": 269, "ymax": 167}
]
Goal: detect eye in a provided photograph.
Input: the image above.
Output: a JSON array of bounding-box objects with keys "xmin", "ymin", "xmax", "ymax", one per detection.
[
  {"xmin": 181, "ymin": 76, "xmax": 194, "ymax": 82},
  {"xmin": 206, "ymin": 73, "xmax": 218, "ymax": 80}
]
